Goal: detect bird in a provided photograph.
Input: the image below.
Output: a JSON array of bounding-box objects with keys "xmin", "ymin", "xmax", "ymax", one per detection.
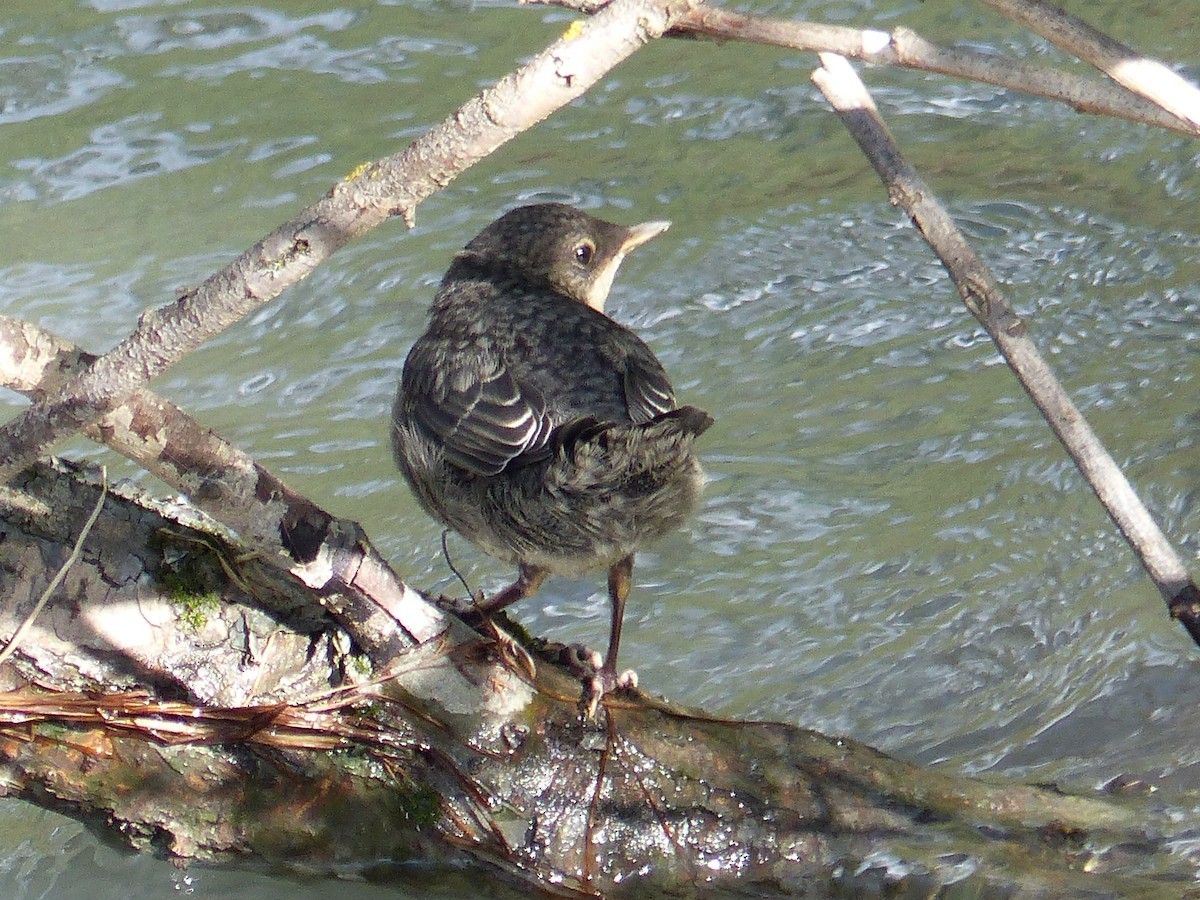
[{"xmin": 391, "ymin": 202, "xmax": 712, "ymax": 714}]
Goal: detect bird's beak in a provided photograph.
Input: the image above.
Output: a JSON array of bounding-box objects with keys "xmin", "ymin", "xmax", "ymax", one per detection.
[
  {"xmin": 620, "ymin": 220, "xmax": 671, "ymax": 254},
  {"xmin": 582, "ymin": 220, "xmax": 672, "ymax": 314}
]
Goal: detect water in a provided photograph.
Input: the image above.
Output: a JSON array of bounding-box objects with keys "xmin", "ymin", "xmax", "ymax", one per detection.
[{"xmin": 2, "ymin": 0, "xmax": 1199, "ymax": 895}]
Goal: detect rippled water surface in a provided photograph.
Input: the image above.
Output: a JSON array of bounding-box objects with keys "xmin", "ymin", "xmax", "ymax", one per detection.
[{"xmin": 2, "ymin": 0, "xmax": 1200, "ymax": 896}]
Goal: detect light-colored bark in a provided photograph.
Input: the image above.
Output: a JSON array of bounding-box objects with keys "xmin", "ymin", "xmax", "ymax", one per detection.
[
  {"xmin": 532, "ymin": 0, "xmax": 1200, "ymax": 135},
  {"xmin": 0, "ymin": 316, "xmax": 440, "ymax": 658},
  {"xmin": 981, "ymin": 0, "xmax": 1200, "ymax": 131}
]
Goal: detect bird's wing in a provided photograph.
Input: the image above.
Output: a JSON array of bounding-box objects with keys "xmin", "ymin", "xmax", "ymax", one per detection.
[
  {"xmin": 407, "ymin": 348, "xmax": 553, "ymax": 477},
  {"xmin": 622, "ymin": 343, "xmax": 677, "ymax": 423}
]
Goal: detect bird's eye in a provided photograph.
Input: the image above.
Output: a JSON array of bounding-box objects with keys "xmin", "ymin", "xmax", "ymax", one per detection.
[{"xmin": 574, "ymin": 241, "xmax": 595, "ymax": 266}]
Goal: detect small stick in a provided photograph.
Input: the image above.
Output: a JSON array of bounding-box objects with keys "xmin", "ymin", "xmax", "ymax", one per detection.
[
  {"xmin": 811, "ymin": 53, "xmax": 1200, "ymax": 648},
  {"xmin": 0, "ymin": 468, "xmax": 108, "ymax": 668},
  {"xmin": 981, "ymin": 0, "xmax": 1200, "ymax": 131}
]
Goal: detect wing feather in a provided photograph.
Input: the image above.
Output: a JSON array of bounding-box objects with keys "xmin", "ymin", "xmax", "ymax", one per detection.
[
  {"xmin": 407, "ymin": 348, "xmax": 552, "ymax": 476},
  {"xmin": 622, "ymin": 347, "xmax": 677, "ymax": 423}
]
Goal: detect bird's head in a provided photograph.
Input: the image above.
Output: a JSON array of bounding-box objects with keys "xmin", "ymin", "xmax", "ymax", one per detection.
[{"xmin": 459, "ymin": 203, "xmax": 670, "ymax": 313}]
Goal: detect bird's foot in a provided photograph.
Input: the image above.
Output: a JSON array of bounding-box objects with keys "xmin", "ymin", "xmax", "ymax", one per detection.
[
  {"xmin": 482, "ymin": 617, "xmax": 537, "ymax": 681},
  {"xmin": 578, "ymin": 661, "xmax": 638, "ymax": 719},
  {"xmin": 557, "ymin": 642, "xmax": 603, "ymax": 675},
  {"xmin": 548, "ymin": 645, "xmax": 638, "ymax": 717}
]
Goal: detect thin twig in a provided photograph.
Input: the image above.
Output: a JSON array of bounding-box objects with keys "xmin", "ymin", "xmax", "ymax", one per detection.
[
  {"xmin": 810, "ymin": 53, "xmax": 1200, "ymax": 648},
  {"xmin": 981, "ymin": 0, "xmax": 1200, "ymax": 131},
  {"xmin": 526, "ymin": 0, "xmax": 1199, "ymax": 136},
  {"xmin": 441, "ymin": 528, "xmax": 475, "ymax": 600},
  {"xmin": 0, "ymin": 468, "xmax": 108, "ymax": 668},
  {"xmin": 0, "ymin": 686, "xmax": 412, "ymax": 753}
]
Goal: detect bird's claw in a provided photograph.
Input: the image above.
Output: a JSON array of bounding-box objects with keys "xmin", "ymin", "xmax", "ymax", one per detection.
[
  {"xmin": 559, "ymin": 643, "xmax": 603, "ymax": 674},
  {"xmin": 484, "ymin": 619, "xmax": 538, "ymax": 681},
  {"xmin": 578, "ymin": 665, "xmax": 639, "ymax": 719}
]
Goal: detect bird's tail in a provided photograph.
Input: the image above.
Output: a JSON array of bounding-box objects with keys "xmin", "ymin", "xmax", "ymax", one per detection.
[
  {"xmin": 555, "ymin": 405, "xmax": 712, "ymax": 457},
  {"xmin": 548, "ymin": 405, "xmax": 712, "ymax": 501},
  {"xmin": 648, "ymin": 405, "xmax": 714, "ymax": 438}
]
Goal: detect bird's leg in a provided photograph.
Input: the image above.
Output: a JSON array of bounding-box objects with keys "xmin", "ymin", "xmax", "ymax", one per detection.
[
  {"xmin": 461, "ymin": 564, "xmax": 547, "ymax": 681},
  {"xmin": 603, "ymin": 554, "xmax": 634, "ymax": 680},
  {"xmin": 581, "ymin": 554, "xmax": 639, "ymax": 718},
  {"xmin": 474, "ymin": 562, "xmax": 547, "ymax": 616}
]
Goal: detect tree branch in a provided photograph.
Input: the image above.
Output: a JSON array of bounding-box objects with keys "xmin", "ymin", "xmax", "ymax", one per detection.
[
  {"xmin": 981, "ymin": 0, "xmax": 1200, "ymax": 131},
  {"xmin": 0, "ymin": 317, "xmax": 441, "ymax": 663},
  {"xmin": 0, "ymin": 0, "xmax": 705, "ymax": 483},
  {"xmin": 810, "ymin": 52, "xmax": 1200, "ymax": 648},
  {"xmin": 0, "ymin": 463, "xmax": 1175, "ymax": 894},
  {"xmin": 526, "ymin": 0, "xmax": 1199, "ymax": 135}
]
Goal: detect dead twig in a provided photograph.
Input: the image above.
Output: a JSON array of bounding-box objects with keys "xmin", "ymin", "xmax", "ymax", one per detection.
[
  {"xmin": 0, "ymin": 686, "xmax": 405, "ymax": 753},
  {"xmin": 526, "ymin": 0, "xmax": 1198, "ymax": 135},
  {"xmin": 0, "ymin": 468, "xmax": 107, "ymax": 668},
  {"xmin": 810, "ymin": 52, "xmax": 1200, "ymax": 648}
]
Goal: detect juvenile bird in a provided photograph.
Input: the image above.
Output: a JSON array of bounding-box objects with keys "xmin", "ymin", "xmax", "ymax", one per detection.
[{"xmin": 391, "ymin": 203, "xmax": 712, "ymax": 714}]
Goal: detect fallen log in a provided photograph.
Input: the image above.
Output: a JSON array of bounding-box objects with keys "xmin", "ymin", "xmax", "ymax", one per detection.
[{"xmin": 0, "ymin": 460, "xmax": 1187, "ymax": 897}]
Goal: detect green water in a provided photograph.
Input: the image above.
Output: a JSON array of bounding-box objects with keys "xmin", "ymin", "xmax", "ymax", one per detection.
[{"xmin": 2, "ymin": 0, "xmax": 1199, "ymax": 896}]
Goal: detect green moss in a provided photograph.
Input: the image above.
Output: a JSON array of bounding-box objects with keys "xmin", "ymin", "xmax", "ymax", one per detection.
[
  {"xmin": 166, "ymin": 581, "xmax": 221, "ymax": 630},
  {"xmin": 395, "ymin": 782, "xmax": 441, "ymax": 827},
  {"xmin": 154, "ymin": 534, "xmax": 225, "ymax": 630}
]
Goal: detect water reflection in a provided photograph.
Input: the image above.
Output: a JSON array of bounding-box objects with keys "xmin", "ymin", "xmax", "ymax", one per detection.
[{"xmin": 14, "ymin": 112, "xmax": 244, "ymax": 203}]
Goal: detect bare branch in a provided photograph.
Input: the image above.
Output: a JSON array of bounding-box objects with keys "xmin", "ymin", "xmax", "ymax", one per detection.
[
  {"xmin": 981, "ymin": 0, "xmax": 1200, "ymax": 131},
  {"xmin": 0, "ymin": 0, "xmax": 704, "ymax": 483},
  {"xmin": 0, "ymin": 317, "xmax": 442, "ymax": 662},
  {"xmin": 528, "ymin": 0, "xmax": 1199, "ymax": 135},
  {"xmin": 810, "ymin": 53, "xmax": 1200, "ymax": 648}
]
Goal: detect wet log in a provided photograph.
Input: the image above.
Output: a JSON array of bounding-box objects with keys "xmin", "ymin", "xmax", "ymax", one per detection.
[{"xmin": 0, "ymin": 460, "xmax": 1189, "ymax": 897}]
